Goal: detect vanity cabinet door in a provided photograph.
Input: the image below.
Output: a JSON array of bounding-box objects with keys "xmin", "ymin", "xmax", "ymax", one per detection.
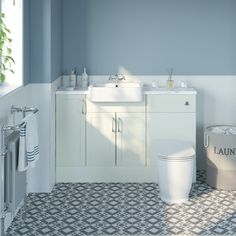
[
  {"xmin": 56, "ymin": 94, "xmax": 86, "ymax": 167},
  {"xmin": 116, "ymin": 113, "xmax": 146, "ymax": 167},
  {"xmin": 86, "ymin": 113, "xmax": 116, "ymax": 166}
]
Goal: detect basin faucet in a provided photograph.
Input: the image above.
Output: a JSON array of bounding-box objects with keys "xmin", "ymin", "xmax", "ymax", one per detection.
[{"xmin": 109, "ymin": 74, "xmax": 126, "ymax": 83}]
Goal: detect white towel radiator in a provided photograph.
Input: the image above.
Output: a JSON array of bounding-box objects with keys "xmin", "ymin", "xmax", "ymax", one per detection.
[{"xmin": 0, "ymin": 106, "xmax": 38, "ymax": 236}]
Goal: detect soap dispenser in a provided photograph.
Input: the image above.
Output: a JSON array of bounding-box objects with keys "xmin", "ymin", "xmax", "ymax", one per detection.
[
  {"xmin": 69, "ymin": 68, "xmax": 77, "ymax": 87},
  {"xmin": 81, "ymin": 67, "xmax": 88, "ymax": 89}
]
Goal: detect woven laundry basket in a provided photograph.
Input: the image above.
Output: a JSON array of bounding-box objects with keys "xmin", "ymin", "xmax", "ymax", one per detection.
[{"xmin": 204, "ymin": 125, "xmax": 236, "ymax": 190}]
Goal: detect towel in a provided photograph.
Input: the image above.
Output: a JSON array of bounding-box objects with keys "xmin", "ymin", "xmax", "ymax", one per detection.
[
  {"xmin": 18, "ymin": 113, "xmax": 39, "ymax": 171},
  {"xmin": 18, "ymin": 125, "xmax": 28, "ymax": 171}
]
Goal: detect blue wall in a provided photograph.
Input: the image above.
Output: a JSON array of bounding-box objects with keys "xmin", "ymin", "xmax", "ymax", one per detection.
[
  {"xmin": 30, "ymin": 0, "xmax": 51, "ymax": 83},
  {"xmin": 62, "ymin": 0, "xmax": 86, "ymax": 75},
  {"xmin": 23, "ymin": 0, "xmax": 30, "ymax": 85},
  {"xmin": 63, "ymin": 0, "xmax": 236, "ymax": 75},
  {"xmin": 51, "ymin": 0, "xmax": 62, "ymax": 81},
  {"xmin": 28, "ymin": 0, "xmax": 236, "ymax": 83},
  {"xmin": 29, "ymin": 0, "xmax": 62, "ymax": 83}
]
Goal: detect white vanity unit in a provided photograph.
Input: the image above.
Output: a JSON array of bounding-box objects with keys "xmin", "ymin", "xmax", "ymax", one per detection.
[{"xmin": 56, "ymin": 87, "xmax": 197, "ymax": 182}]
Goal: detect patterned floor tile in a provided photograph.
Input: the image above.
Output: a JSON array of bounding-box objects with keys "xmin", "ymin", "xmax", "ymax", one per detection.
[{"xmin": 6, "ymin": 171, "xmax": 236, "ymax": 235}]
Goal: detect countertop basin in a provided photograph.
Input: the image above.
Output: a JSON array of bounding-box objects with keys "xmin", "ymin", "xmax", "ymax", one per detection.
[{"xmin": 88, "ymin": 82, "xmax": 143, "ymax": 102}]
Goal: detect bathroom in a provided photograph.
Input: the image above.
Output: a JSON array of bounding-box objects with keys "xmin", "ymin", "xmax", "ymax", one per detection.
[{"xmin": 0, "ymin": 0, "xmax": 236, "ymax": 235}]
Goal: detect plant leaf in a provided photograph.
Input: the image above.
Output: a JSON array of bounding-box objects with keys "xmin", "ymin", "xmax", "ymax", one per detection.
[
  {"xmin": 0, "ymin": 73, "xmax": 6, "ymax": 83},
  {"xmin": 0, "ymin": 14, "xmax": 15, "ymax": 81}
]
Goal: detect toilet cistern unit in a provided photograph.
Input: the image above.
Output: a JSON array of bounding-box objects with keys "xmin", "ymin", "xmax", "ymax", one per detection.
[{"xmin": 157, "ymin": 140, "xmax": 195, "ymax": 204}]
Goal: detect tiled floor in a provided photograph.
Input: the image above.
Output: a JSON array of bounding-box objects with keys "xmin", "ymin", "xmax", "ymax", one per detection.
[{"xmin": 7, "ymin": 171, "xmax": 236, "ymax": 235}]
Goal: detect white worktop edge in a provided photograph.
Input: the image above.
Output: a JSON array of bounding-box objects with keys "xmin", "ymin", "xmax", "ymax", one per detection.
[{"xmin": 56, "ymin": 87, "xmax": 197, "ymax": 95}]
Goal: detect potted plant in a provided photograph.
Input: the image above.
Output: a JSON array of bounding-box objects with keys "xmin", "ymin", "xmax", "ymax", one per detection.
[{"xmin": 0, "ymin": 13, "xmax": 14, "ymax": 84}]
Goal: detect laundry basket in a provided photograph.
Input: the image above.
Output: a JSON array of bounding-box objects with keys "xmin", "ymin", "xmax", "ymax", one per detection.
[{"xmin": 204, "ymin": 125, "xmax": 236, "ymax": 190}]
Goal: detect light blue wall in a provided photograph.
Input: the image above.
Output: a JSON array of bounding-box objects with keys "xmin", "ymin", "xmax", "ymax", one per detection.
[
  {"xmin": 29, "ymin": 0, "xmax": 62, "ymax": 83},
  {"xmin": 63, "ymin": 0, "xmax": 236, "ymax": 75},
  {"xmin": 23, "ymin": 0, "xmax": 30, "ymax": 85},
  {"xmin": 51, "ymin": 0, "xmax": 62, "ymax": 81},
  {"xmin": 62, "ymin": 0, "xmax": 86, "ymax": 75},
  {"xmin": 28, "ymin": 0, "xmax": 236, "ymax": 83},
  {"xmin": 30, "ymin": 0, "xmax": 51, "ymax": 83}
]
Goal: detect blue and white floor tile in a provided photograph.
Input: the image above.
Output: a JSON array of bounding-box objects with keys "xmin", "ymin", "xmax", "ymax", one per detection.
[{"xmin": 7, "ymin": 171, "xmax": 236, "ymax": 235}]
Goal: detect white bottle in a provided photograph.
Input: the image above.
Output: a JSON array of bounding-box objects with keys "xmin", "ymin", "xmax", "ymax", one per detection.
[
  {"xmin": 69, "ymin": 68, "xmax": 77, "ymax": 87},
  {"xmin": 81, "ymin": 67, "xmax": 88, "ymax": 89}
]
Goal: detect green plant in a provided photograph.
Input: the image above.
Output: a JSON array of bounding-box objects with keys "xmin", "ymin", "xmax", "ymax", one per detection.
[{"xmin": 0, "ymin": 13, "xmax": 14, "ymax": 83}]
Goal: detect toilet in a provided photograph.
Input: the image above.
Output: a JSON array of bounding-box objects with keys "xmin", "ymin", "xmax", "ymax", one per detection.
[{"xmin": 157, "ymin": 140, "xmax": 195, "ymax": 204}]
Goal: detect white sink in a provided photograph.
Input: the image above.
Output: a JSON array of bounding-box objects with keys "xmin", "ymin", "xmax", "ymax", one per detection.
[{"xmin": 88, "ymin": 82, "xmax": 143, "ymax": 102}]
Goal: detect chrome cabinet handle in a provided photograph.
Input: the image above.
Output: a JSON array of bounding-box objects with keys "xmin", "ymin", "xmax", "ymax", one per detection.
[
  {"xmin": 81, "ymin": 99, "xmax": 86, "ymax": 115},
  {"xmin": 84, "ymin": 99, "xmax": 87, "ymax": 114},
  {"xmin": 204, "ymin": 133, "xmax": 209, "ymax": 148},
  {"xmin": 118, "ymin": 118, "xmax": 122, "ymax": 133},
  {"xmin": 184, "ymin": 101, "xmax": 190, "ymax": 106},
  {"xmin": 81, "ymin": 99, "xmax": 84, "ymax": 114},
  {"xmin": 112, "ymin": 118, "xmax": 116, "ymax": 132}
]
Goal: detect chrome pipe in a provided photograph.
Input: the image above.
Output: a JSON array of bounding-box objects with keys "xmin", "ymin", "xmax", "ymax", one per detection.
[
  {"xmin": 11, "ymin": 106, "xmax": 39, "ymax": 115},
  {"xmin": 0, "ymin": 129, "xmax": 5, "ymax": 236}
]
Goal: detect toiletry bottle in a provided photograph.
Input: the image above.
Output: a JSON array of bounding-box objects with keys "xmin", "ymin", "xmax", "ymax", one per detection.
[
  {"xmin": 151, "ymin": 80, "xmax": 158, "ymax": 89},
  {"xmin": 82, "ymin": 67, "xmax": 88, "ymax": 89},
  {"xmin": 69, "ymin": 68, "xmax": 77, "ymax": 87}
]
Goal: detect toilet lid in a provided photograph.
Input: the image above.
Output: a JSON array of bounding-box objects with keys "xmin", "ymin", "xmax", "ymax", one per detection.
[{"xmin": 157, "ymin": 140, "xmax": 195, "ymax": 159}]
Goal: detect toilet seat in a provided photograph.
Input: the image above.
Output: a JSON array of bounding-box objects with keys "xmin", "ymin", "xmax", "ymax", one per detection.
[{"xmin": 158, "ymin": 140, "xmax": 195, "ymax": 160}]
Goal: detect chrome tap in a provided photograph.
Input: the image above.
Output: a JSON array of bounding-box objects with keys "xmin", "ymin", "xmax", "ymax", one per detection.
[{"xmin": 109, "ymin": 74, "xmax": 126, "ymax": 83}]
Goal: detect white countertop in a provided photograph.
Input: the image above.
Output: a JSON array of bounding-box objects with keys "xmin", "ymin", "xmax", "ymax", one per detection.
[
  {"xmin": 56, "ymin": 87, "xmax": 88, "ymax": 94},
  {"xmin": 56, "ymin": 86, "xmax": 197, "ymax": 95},
  {"xmin": 144, "ymin": 87, "xmax": 197, "ymax": 95}
]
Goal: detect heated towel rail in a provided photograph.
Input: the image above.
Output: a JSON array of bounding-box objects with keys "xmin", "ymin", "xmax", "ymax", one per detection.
[{"xmin": 0, "ymin": 106, "xmax": 39, "ymax": 236}]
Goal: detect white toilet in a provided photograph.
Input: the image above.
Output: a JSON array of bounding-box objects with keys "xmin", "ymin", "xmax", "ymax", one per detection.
[{"xmin": 157, "ymin": 140, "xmax": 195, "ymax": 204}]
